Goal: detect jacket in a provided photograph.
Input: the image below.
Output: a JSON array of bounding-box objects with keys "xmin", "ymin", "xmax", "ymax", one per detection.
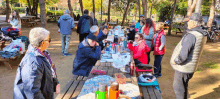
[
  {"xmin": 128, "ymin": 40, "xmax": 150, "ymax": 64},
  {"xmin": 77, "ymin": 15, "xmax": 93, "ymax": 34},
  {"xmin": 10, "ymin": 19, "xmax": 21, "ymax": 29},
  {"xmin": 142, "ymin": 26, "xmax": 154, "ymax": 48},
  {"xmin": 91, "ymin": 17, "xmax": 98, "ymax": 25},
  {"xmin": 97, "ymin": 29, "xmax": 107, "ymax": 50},
  {"xmin": 13, "ymin": 45, "xmax": 54, "ymax": 99},
  {"xmin": 58, "ymin": 14, "xmax": 75, "ymax": 35},
  {"xmin": 152, "ymin": 29, "xmax": 166, "ymax": 55},
  {"xmin": 72, "ymin": 39, "xmax": 101, "ymax": 77},
  {"xmin": 170, "ymin": 27, "xmax": 207, "ymax": 73},
  {"xmin": 127, "ymin": 29, "xmax": 136, "ymax": 41}
]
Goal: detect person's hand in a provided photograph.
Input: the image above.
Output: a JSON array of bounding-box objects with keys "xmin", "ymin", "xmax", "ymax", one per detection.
[
  {"xmin": 103, "ymin": 29, "xmax": 108, "ymax": 35},
  {"xmin": 103, "ymin": 39, "xmax": 107, "ymax": 43},
  {"xmin": 172, "ymin": 61, "xmax": 176, "ymax": 65},
  {"xmin": 101, "ymin": 50, "xmax": 105, "ymax": 54},
  {"xmin": 56, "ymin": 84, "xmax": 60, "ymax": 94},
  {"xmin": 95, "ymin": 42, "xmax": 99, "ymax": 46},
  {"xmin": 7, "ymin": 19, "xmax": 10, "ymax": 23},
  {"xmin": 128, "ymin": 40, "xmax": 133, "ymax": 43}
]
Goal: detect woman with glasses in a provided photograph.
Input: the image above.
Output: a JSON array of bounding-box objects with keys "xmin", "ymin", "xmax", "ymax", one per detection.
[
  {"xmin": 128, "ymin": 33, "xmax": 150, "ymax": 65},
  {"xmin": 152, "ymin": 22, "xmax": 166, "ymax": 77},
  {"xmin": 13, "ymin": 27, "xmax": 60, "ymax": 99}
]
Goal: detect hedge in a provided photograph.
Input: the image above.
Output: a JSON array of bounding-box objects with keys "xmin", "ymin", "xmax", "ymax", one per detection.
[
  {"xmin": 47, "ymin": 10, "xmax": 64, "ymax": 16},
  {"xmin": 13, "ymin": 7, "xmax": 25, "ymax": 13}
]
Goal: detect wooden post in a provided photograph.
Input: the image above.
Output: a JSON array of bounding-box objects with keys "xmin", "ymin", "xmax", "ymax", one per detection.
[
  {"xmin": 108, "ymin": 0, "xmax": 111, "ymax": 22},
  {"xmin": 138, "ymin": 0, "xmax": 141, "ymax": 21},
  {"xmin": 93, "ymin": 0, "xmax": 95, "ymax": 18}
]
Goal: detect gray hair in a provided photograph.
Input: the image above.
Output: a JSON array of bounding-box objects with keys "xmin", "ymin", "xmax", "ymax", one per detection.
[
  {"xmin": 90, "ymin": 25, "xmax": 99, "ymax": 34},
  {"xmin": 29, "ymin": 27, "xmax": 50, "ymax": 47}
]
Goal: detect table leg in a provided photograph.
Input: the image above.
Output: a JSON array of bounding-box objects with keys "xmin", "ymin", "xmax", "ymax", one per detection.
[{"xmin": 4, "ymin": 60, "xmax": 12, "ymax": 70}]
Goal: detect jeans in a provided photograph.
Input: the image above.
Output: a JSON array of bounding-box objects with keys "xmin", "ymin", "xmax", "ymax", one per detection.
[
  {"xmin": 61, "ymin": 34, "xmax": 71, "ymax": 54},
  {"xmin": 154, "ymin": 55, "xmax": 164, "ymax": 75},
  {"xmin": 147, "ymin": 51, "xmax": 151, "ymax": 64},
  {"xmin": 79, "ymin": 33, "xmax": 89, "ymax": 43},
  {"xmin": 173, "ymin": 70, "xmax": 194, "ymax": 99}
]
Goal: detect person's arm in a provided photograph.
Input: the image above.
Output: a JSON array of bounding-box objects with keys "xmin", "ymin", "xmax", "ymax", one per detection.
[
  {"xmin": 24, "ymin": 61, "xmax": 45, "ymax": 99},
  {"xmin": 71, "ymin": 18, "xmax": 75, "ymax": 29},
  {"xmin": 10, "ymin": 20, "xmax": 18, "ymax": 27},
  {"xmin": 133, "ymin": 45, "xmax": 144, "ymax": 59},
  {"xmin": 84, "ymin": 46, "xmax": 101, "ymax": 60},
  {"xmin": 77, "ymin": 17, "xmax": 82, "ymax": 33},
  {"xmin": 135, "ymin": 22, "xmax": 139, "ymax": 29},
  {"xmin": 128, "ymin": 42, "xmax": 133, "ymax": 51},
  {"xmin": 174, "ymin": 34, "xmax": 196, "ymax": 64},
  {"xmin": 144, "ymin": 27, "xmax": 154, "ymax": 40},
  {"xmin": 145, "ymin": 44, "xmax": 150, "ymax": 52},
  {"xmin": 57, "ymin": 17, "xmax": 61, "ymax": 28},
  {"xmin": 159, "ymin": 35, "xmax": 165, "ymax": 50}
]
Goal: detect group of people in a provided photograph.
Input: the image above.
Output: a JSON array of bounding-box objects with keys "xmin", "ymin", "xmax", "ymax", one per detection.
[{"xmin": 11, "ymin": 7, "xmax": 207, "ymax": 99}]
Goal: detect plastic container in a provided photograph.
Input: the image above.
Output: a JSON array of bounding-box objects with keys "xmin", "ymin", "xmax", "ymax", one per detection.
[{"xmin": 114, "ymin": 73, "xmax": 127, "ymax": 84}]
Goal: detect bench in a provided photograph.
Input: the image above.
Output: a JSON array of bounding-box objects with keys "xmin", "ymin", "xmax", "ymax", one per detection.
[
  {"xmin": 173, "ymin": 24, "xmax": 184, "ymax": 34},
  {"xmin": 34, "ymin": 19, "xmax": 41, "ymax": 24}
]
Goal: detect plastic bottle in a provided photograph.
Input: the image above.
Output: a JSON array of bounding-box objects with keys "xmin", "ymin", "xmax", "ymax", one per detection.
[{"xmin": 95, "ymin": 83, "xmax": 107, "ymax": 99}]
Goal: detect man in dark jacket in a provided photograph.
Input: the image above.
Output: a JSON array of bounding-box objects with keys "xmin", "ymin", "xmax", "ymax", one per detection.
[
  {"xmin": 77, "ymin": 9, "xmax": 93, "ymax": 42},
  {"xmin": 170, "ymin": 13, "xmax": 207, "ymax": 99},
  {"xmin": 90, "ymin": 12, "xmax": 98, "ymax": 25},
  {"xmin": 97, "ymin": 26, "xmax": 108, "ymax": 50},
  {"xmin": 127, "ymin": 25, "xmax": 136, "ymax": 41},
  {"xmin": 58, "ymin": 10, "xmax": 75, "ymax": 56},
  {"xmin": 72, "ymin": 34, "xmax": 101, "ymax": 77}
]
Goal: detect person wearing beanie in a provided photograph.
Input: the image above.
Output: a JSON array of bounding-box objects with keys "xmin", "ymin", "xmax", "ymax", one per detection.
[
  {"xmin": 170, "ymin": 13, "xmax": 207, "ymax": 99},
  {"xmin": 72, "ymin": 34, "xmax": 101, "ymax": 77},
  {"xmin": 57, "ymin": 9, "xmax": 75, "ymax": 56}
]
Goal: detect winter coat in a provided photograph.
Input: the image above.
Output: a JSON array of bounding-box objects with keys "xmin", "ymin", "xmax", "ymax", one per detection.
[
  {"xmin": 127, "ymin": 29, "xmax": 136, "ymax": 41},
  {"xmin": 128, "ymin": 40, "xmax": 150, "ymax": 64},
  {"xmin": 91, "ymin": 17, "xmax": 98, "ymax": 25},
  {"xmin": 72, "ymin": 38, "xmax": 101, "ymax": 77},
  {"xmin": 152, "ymin": 29, "xmax": 166, "ymax": 55},
  {"xmin": 77, "ymin": 15, "xmax": 93, "ymax": 34},
  {"xmin": 10, "ymin": 19, "xmax": 21, "ymax": 29},
  {"xmin": 142, "ymin": 26, "xmax": 154, "ymax": 48},
  {"xmin": 13, "ymin": 45, "xmax": 54, "ymax": 99},
  {"xmin": 97, "ymin": 29, "xmax": 107, "ymax": 50},
  {"xmin": 58, "ymin": 14, "xmax": 75, "ymax": 35},
  {"xmin": 170, "ymin": 26, "xmax": 207, "ymax": 73}
]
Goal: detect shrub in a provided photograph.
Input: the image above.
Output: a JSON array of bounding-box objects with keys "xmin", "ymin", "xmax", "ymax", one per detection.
[{"xmin": 13, "ymin": 7, "xmax": 25, "ymax": 13}]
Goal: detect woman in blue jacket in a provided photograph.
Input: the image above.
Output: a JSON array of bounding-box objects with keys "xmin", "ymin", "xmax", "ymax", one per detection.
[
  {"xmin": 135, "ymin": 15, "xmax": 145, "ymax": 32},
  {"xmin": 141, "ymin": 18, "xmax": 156, "ymax": 64}
]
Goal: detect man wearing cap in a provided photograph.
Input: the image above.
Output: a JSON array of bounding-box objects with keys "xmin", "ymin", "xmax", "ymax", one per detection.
[
  {"xmin": 58, "ymin": 10, "xmax": 75, "ymax": 56},
  {"xmin": 135, "ymin": 15, "xmax": 144, "ymax": 32},
  {"xmin": 170, "ymin": 13, "xmax": 207, "ymax": 99},
  {"xmin": 72, "ymin": 34, "xmax": 101, "ymax": 77},
  {"xmin": 90, "ymin": 25, "xmax": 99, "ymax": 36}
]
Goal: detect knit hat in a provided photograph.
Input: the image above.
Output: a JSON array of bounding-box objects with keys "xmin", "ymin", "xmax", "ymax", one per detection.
[
  {"xmin": 190, "ymin": 13, "xmax": 203, "ymax": 22},
  {"xmin": 87, "ymin": 34, "xmax": 98, "ymax": 41}
]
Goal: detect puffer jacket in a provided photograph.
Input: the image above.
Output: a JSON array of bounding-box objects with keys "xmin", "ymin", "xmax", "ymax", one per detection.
[
  {"xmin": 58, "ymin": 14, "xmax": 75, "ymax": 35},
  {"xmin": 13, "ymin": 45, "xmax": 54, "ymax": 99},
  {"xmin": 72, "ymin": 38, "xmax": 101, "ymax": 77},
  {"xmin": 128, "ymin": 40, "xmax": 150, "ymax": 64}
]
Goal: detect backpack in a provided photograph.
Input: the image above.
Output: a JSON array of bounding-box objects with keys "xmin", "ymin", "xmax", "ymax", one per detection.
[{"xmin": 80, "ymin": 18, "xmax": 90, "ymax": 34}]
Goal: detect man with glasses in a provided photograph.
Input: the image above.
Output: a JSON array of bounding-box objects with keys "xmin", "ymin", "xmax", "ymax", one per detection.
[{"xmin": 170, "ymin": 13, "xmax": 207, "ymax": 99}]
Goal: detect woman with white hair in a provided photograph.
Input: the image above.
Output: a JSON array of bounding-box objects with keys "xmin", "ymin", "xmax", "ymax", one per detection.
[{"xmin": 13, "ymin": 27, "xmax": 60, "ymax": 99}]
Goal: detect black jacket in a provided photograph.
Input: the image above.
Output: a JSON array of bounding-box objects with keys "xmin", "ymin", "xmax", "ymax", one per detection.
[
  {"xmin": 77, "ymin": 15, "xmax": 93, "ymax": 34},
  {"xmin": 127, "ymin": 29, "xmax": 136, "ymax": 41}
]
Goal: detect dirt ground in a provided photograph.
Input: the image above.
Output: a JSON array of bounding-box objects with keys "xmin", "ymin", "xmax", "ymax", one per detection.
[{"xmin": 0, "ymin": 23, "xmax": 219, "ymax": 99}]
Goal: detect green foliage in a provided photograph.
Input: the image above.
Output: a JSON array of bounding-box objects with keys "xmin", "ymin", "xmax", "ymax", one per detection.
[
  {"xmin": 202, "ymin": 61, "xmax": 219, "ymax": 69},
  {"xmin": 153, "ymin": 0, "xmax": 173, "ymax": 21},
  {"xmin": 201, "ymin": 0, "xmax": 212, "ymax": 16},
  {"xmin": 47, "ymin": 10, "xmax": 64, "ymax": 16},
  {"xmin": 175, "ymin": 0, "xmax": 187, "ymax": 16},
  {"xmin": 13, "ymin": 7, "xmax": 25, "ymax": 13},
  {"xmin": 83, "ymin": 0, "xmax": 103, "ymax": 11}
]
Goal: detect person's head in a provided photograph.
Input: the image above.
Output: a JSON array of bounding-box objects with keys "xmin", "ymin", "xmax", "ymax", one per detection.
[
  {"xmin": 156, "ymin": 22, "xmax": 164, "ymax": 31},
  {"xmin": 132, "ymin": 20, "xmax": 136, "ymax": 25},
  {"xmin": 145, "ymin": 18, "xmax": 153, "ymax": 27},
  {"xmin": 140, "ymin": 15, "xmax": 144, "ymax": 21},
  {"xmin": 100, "ymin": 26, "xmax": 108, "ymax": 35},
  {"xmin": 12, "ymin": 10, "xmax": 20, "ymax": 20},
  {"xmin": 135, "ymin": 33, "xmax": 144, "ymax": 42},
  {"xmin": 29, "ymin": 27, "xmax": 51, "ymax": 51},
  {"xmin": 87, "ymin": 34, "xmax": 98, "ymax": 47},
  {"xmin": 90, "ymin": 12, "xmax": 94, "ymax": 18},
  {"xmin": 130, "ymin": 25, "xmax": 135, "ymax": 30},
  {"xmin": 90, "ymin": 25, "xmax": 99, "ymax": 36},
  {"xmin": 84, "ymin": 9, "xmax": 89, "ymax": 15},
  {"xmin": 187, "ymin": 13, "xmax": 203, "ymax": 29},
  {"xmin": 64, "ymin": 9, "xmax": 70, "ymax": 15},
  {"xmin": 102, "ymin": 22, "xmax": 107, "ymax": 27}
]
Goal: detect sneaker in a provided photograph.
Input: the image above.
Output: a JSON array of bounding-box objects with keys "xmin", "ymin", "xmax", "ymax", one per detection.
[{"xmin": 63, "ymin": 53, "xmax": 72, "ymax": 56}]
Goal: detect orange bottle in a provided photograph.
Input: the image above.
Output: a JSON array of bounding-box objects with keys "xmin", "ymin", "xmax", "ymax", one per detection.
[{"xmin": 109, "ymin": 82, "xmax": 119, "ymax": 99}]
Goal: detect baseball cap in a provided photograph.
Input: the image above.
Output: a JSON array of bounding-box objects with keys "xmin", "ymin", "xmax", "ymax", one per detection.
[
  {"xmin": 140, "ymin": 15, "xmax": 144, "ymax": 17},
  {"xmin": 87, "ymin": 34, "xmax": 98, "ymax": 41},
  {"xmin": 190, "ymin": 13, "xmax": 203, "ymax": 22}
]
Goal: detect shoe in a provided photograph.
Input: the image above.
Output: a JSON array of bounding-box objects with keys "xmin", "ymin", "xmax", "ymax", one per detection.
[
  {"xmin": 153, "ymin": 74, "xmax": 162, "ymax": 78},
  {"xmin": 63, "ymin": 53, "xmax": 72, "ymax": 56}
]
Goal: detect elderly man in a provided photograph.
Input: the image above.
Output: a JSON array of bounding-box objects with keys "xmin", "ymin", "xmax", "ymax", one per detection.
[
  {"xmin": 90, "ymin": 25, "xmax": 99, "ymax": 36},
  {"xmin": 58, "ymin": 10, "xmax": 75, "ymax": 56},
  {"xmin": 90, "ymin": 12, "xmax": 98, "ymax": 25},
  {"xmin": 72, "ymin": 33, "xmax": 101, "ymax": 77},
  {"xmin": 13, "ymin": 27, "xmax": 59, "ymax": 99},
  {"xmin": 77, "ymin": 9, "xmax": 93, "ymax": 42},
  {"xmin": 170, "ymin": 13, "xmax": 207, "ymax": 99}
]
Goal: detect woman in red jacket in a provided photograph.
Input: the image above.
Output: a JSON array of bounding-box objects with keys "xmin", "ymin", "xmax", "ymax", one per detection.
[
  {"xmin": 128, "ymin": 33, "xmax": 150, "ymax": 66},
  {"xmin": 151, "ymin": 22, "xmax": 166, "ymax": 77}
]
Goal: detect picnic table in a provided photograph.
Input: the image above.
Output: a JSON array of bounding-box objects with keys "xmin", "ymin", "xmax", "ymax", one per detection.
[
  {"xmin": 21, "ymin": 16, "xmax": 39, "ymax": 27},
  {"xmin": 47, "ymin": 15, "xmax": 61, "ymax": 22},
  {"xmin": 173, "ymin": 24, "xmax": 184, "ymax": 34},
  {"xmin": 0, "ymin": 22, "xmax": 12, "ymax": 27}
]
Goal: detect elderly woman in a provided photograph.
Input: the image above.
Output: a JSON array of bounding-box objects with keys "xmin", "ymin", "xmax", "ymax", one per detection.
[{"xmin": 13, "ymin": 27, "xmax": 60, "ymax": 99}]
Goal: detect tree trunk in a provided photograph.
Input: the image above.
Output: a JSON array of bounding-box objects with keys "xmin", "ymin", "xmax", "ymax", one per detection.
[
  {"xmin": 142, "ymin": 0, "xmax": 147, "ymax": 18},
  {"xmin": 195, "ymin": 0, "xmax": 203, "ymax": 13},
  {"xmin": 101, "ymin": 0, "xmax": 102, "ymax": 23},
  {"xmin": 187, "ymin": 0, "xmax": 197, "ymax": 17},
  {"xmin": 122, "ymin": 0, "xmax": 131, "ymax": 26},
  {"xmin": 93, "ymin": 0, "xmax": 95, "ymax": 18},
  {"xmin": 168, "ymin": 0, "xmax": 177, "ymax": 35},
  {"xmin": 134, "ymin": 4, "xmax": 138, "ymax": 20},
  {"xmin": 68, "ymin": 0, "xmax": 74, "ymax": 18},
  {"xmin": 108, "ymin": 0, "xmax": 111, "ymax": 22},
  {"xmin": 79, "ymin": 0, "xmax": 83, "ymax": 15},
  {"xmin": 138, "ymin": 0, "xmax": 141, "ymax": 20},
  {"xmin": 31, "ymin": 0, "xmax": 38, "ymax": 16},
  {"xmin": 207, "ymin": 0, "xmax": 216, "ymax": 29},
  {"xmin": 150, "ymin": 0, "xmax": 154, "ymax": 18},
  {"xmin": 27, "ymin": 0, "xmax": 31, "ymax": 14},
  {"xmin": 39, "ymin": 0, "xmax": 47, "ymax": 28},
  {"xmin": 6, "ymin": 0, "xmax": 10, "ymax": 22}
]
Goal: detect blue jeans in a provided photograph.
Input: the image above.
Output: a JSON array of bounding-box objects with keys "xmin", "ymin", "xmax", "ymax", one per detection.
[
  {"xmin": 154, "ymin": 55, "xmax": 164, "ymax": 75},
  {"xmin": 61, "ymin": 34, "xmax": 71, "ymax": 54}
]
